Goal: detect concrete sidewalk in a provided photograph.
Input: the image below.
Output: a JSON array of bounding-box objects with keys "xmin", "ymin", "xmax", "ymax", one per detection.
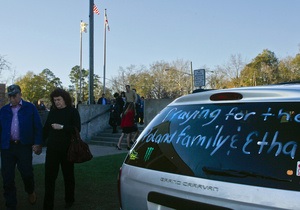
[{"xmin": 32, "ymin": 144, "xmax": 128, "ymax": 165}]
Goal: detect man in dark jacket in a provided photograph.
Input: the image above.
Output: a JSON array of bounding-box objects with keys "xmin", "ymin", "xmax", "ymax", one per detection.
[
  {"xmin": 109, "ymin": 92, "xmax": 124, "ymax": 133},
  {"xmin": 0, "ymin": 84, "xmax": 43, "ymax": 210},
  {"xmin": 97, "ymin": 93, "xmax": 109, "ymax": 105}
]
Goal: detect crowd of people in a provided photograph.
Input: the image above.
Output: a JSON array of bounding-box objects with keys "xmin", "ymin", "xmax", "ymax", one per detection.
[
  {"xmin": 97, "ymin": 85, "xmax": 144, "ymax": 134},
  {"xmin": 104, "ymin": 85, "xmax": 144, "ymax": 150},
  {"xmin": 0, "ymin": 83, "xmax": 144, "ymax": 209}
]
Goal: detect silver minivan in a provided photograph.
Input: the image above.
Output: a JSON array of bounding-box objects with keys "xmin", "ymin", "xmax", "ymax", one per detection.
[{"xmin": 118, "ymin": 84, "xmax": 300, "ymax": 210}]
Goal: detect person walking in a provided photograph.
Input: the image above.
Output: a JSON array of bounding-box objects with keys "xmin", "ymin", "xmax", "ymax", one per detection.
[
  {"xmin": 132, "ymin": 88, "xmax": 141, "ymax": 122},
  {"xmin": 42, "ymin": 88, "xmax": 81, "ymax": 210},
  {"xmin": 138, "ymin": 96, "xmax": 145, "ymax": 125},
  {"xmin": 116, "ymin": 103, "xmax": 135, "ymax": 150},
  {"xmin": 114, "ymin": 92, "xmax": 124, "ymax": 119},
  {"xmin": 124, "ymin": 85, "xmax": 136, "ymax": 108},
  {"xmin": 97, "ymin": 93, "xmax": 108, "ymax": 105},
  {"xmin": 121, "ymin": 91, "xmax": 126, "ymax": 108},
  {"xmin": 109, "ymin": 92, "xmax": 124, "ymax": 133},
  {"xmin": 37, "ymin": 99, "xmax": 47, "ymax": 111},
  {"xmin": 0, "ymin": 84, "xmax": 43, "ymax": 210}
]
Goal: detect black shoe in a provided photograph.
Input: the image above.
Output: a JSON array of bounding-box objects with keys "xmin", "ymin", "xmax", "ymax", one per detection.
[
  {"xmin": 28, "ymin": 192, "xmax": 37, "ymax": 205},
  {"xmin": 127, "ymin": 146, "xmax": 131, "ymax": 150},
  {"xmin": 116, "ymin": 145, "xmax": 122, "ymax": 150},
  {"xmin": 65, "ymin": 202, "xmax": 73, "ymax": 209},
  {"xmin": 6, "ymin": 206, "xmax": 17, "ymax": 210}
]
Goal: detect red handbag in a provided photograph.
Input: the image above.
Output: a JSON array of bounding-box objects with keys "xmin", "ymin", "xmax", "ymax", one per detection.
[{"xmin": 67, "ymin": 128, "xmax": 93, "ymax": 163}]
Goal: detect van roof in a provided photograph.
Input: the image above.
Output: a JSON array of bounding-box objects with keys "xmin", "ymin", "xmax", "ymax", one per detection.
[{"xmin": 171, "ymin": 84, "xmax": 300, "ymax": 105}]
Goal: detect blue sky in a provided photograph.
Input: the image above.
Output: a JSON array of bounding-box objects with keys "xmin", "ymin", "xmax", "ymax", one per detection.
[{"xmin": 1, "ymin": 0, "xmax": 299, "ymax": 87}]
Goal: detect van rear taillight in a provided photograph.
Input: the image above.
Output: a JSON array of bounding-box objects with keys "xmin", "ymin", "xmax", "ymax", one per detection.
[{"xmin": 210, "ymin": 92, "xmax": 243, "ymax": 101}]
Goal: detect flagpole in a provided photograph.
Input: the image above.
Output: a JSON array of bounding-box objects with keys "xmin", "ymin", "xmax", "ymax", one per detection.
[
  {"xmin": 79, "ymin": 20, "xmax": 83, "ymax": 102},
  {"xmin": 89, "ymin": 0, "xmax": 95, "ymax": 104},
  {"xmin": 103, "ymin": 9, "xmax": 107, "ymax": 94}
]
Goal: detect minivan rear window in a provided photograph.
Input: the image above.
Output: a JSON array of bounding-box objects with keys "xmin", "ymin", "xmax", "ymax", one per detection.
[{"xmin": 125, "ymin": 102, "xmax": 300, "ymax": 191}]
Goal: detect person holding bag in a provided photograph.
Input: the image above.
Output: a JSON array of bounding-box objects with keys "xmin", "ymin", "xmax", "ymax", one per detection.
[{"xmin": 42, "ymin": 88, "xmax": 81, "ymax": 210}]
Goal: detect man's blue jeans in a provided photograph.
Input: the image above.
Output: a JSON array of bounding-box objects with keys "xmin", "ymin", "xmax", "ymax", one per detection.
[{"xmin": 1, "ymin": 144, "xmax": 34, "ymax": 209}]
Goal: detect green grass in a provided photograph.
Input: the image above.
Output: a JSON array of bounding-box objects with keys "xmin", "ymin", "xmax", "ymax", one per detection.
[{"xmin": 0, "ymin": 153, "xmax": 127, "ymax": 210}]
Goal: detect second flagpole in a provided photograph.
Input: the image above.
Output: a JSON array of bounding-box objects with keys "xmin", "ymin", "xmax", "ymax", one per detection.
[
  {"xmin": 79, "ymin": 20, "xmax": 83, "ymax": 102},
  {"xmin": 103, "ymin": 9, "xmax": 107, "ymax": 94}
]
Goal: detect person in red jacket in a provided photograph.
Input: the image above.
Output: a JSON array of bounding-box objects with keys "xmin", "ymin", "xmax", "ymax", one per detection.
[{"xmin": 116, "ymin": 102, "xmax": 135, "ymax": 150}]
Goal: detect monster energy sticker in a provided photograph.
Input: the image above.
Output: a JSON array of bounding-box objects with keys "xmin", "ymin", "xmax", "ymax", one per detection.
[{"xmin": 144, "ymin": 147, "xmax": 154, "ymax": 162}]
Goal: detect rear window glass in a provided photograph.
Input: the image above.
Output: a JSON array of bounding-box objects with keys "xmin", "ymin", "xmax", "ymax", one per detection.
[{"xmin": 125, "ymin": 102, "xmax": 300, "ymax": 191}]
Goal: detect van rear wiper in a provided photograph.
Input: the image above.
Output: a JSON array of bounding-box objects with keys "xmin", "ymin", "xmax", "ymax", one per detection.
[{"xmin": 202, "ymin": 166, "xmax": 291, "ymax": 183}]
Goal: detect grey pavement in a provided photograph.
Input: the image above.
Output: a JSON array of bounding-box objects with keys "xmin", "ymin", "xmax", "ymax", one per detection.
[{"xmin": 32, "ymin": 144, "xmax": 128, "ymax": 165}]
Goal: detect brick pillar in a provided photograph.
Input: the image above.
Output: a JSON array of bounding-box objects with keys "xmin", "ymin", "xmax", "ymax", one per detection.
[{"xmin": 0, "ymin": 83, "xmax": 6, "ymax": 108}]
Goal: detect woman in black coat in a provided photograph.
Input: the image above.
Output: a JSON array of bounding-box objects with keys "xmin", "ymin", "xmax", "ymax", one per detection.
[{"xmin": 43, "ymin": 88, "xmax": 81, "ymax": 210}]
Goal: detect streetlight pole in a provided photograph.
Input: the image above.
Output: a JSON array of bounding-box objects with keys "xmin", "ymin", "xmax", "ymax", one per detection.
[
  {"xmin": 190, "ymin": 61, "xmax": 193, "ymax": 92},
  {"xmin": 79, "ymin": 20, "xmax": 83, "ymax": 102},
  {"xmin": 103, "ymin": 9, "xmax": 107, "ymax": 95}
]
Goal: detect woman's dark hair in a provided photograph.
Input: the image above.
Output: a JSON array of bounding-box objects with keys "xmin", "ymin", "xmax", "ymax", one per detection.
[
  {"xmin": 113, "ymin": 92, "xmax": 119, "ymax": 98},
  {"xmin": 50, "ymin": 88, "xmax": 73, "ymax": 109},
  {"xmin": 124, "ymin": 102, "xmax": 134, "ymax": 115}
]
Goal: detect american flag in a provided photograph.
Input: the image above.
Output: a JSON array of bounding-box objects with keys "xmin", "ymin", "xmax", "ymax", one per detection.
[
  {"xmin": 105, "ymin": 11, "xmax": 110, "ymax": 31},
  {"xmin": 93, "ymin": 4, "xmax": 100, "ymax": 15}
]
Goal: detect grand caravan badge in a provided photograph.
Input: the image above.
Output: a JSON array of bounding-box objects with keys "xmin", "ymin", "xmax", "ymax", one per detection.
[{"xmin": 160, "ymin": 177, "xmax": 219, "ymax": 192}]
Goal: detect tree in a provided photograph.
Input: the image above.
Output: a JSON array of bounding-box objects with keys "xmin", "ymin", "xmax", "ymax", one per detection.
[
  {"xmin": 278, "ymin": 56, "xmax": 297, "ymax": 82},
  {"xmin": 110, "ymin": 65, "xmax": 146, "ymax": 97},
  {"xmin": 111, "ymin": 59, "xmax": 207, "ymax": 99},
  {"xmin": 40, "ymin": 68, "xmax": 62, "ymax": 87},
  {"xmin": 208, "ymin": 65, "xmax": 230, "ymax": 89},
  {"xmin": 15, "ymin": 72, "xmax": 46, "ymax": 103},
  {"xmin": 133, "ymin": 60, "xmax": 192, "ymax": 99},
  {"xmin": 94, "ymin": 74, "xmax": 112, "ymax": 101},
  {"xmin": 133, "ymin": 71, "xmax": 153, "ymax": 98},
  {"xmin": 69, "ymin": 65, "xmax": 106, "ymax": 103},
  {"xmin": 15, "ymin": 69, "xmax": 62, "ymax": 106},
  {"xmin": 290, "ymin": 53, "xmax": 300, "ymax": 79},
  {"xmin": 0, "ymin": 55, "xmax": 10, "ymax": 83},
  {"xmin": 69, "ymin": 65, "xmax": 89, "ymax": 102},
  {"xmin": 168, "ymin": 59, "xmax": 193, "ymax": 95},
  {"xmin": 39, "ymin": 68, "xmax": 62, "ymax": 97},
  {"xmin": 210, "ymin": 54, "xmax": 246, "ymax": 89},
  {"xmin": 240, "ymin": 49, "xmax": 279, "ymax": 86},
  {"xmin": 148, "ymin": 61, "xmax": 172, "ymax": 99},
  {"xmin": 224, "ymin": 54, "xmax": 246, "ymax": 87}
]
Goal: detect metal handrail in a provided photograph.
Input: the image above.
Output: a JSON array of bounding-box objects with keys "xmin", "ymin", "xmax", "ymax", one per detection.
[{"xmin": 81, "ymin": 109, "xmax": 110, "ymax": 125}]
